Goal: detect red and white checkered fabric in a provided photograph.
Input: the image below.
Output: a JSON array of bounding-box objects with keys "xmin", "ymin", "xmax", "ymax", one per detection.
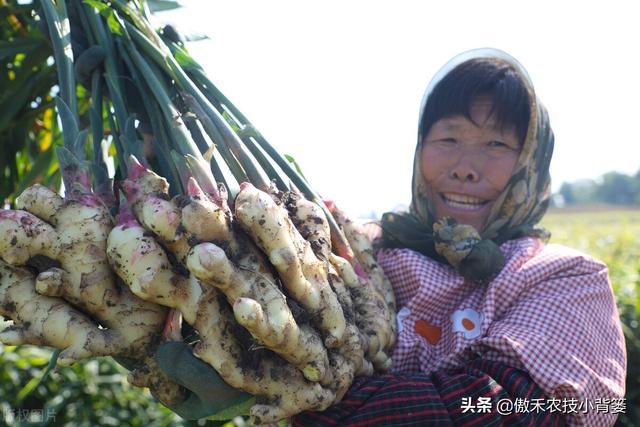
[{"xmin": 377, "ymin": 237, "xmax": 627, "ymax": 427}]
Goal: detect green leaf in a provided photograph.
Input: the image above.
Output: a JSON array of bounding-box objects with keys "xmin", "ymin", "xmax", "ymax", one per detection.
[
  {"xmin": 124, "ymin": 116, "xmax": 139, "ymax": 145},
  {"xmin": 16, "ymin": 349, "xmax": 60, "ymax": 405},
  {"xmin": 83, "ymin": 0, "xmax": 110, "ymax": 12},
  {"xmin": 74, "ymin": 128, "xmax": 89, "ymax": 159},
  {"xmin": 122, "ymin": 116, "xmax": 146, "ymax": 164},
  {"xmin": 40, "ymin": 0, "xmax": 77, "ymax": 118},
  {"xmin": 106, "ymin": 10, "xmax": 124, "ymax": 36},
  {"xmin": 222, "ymin": 111, "xmax": 240, "ymax": 133},
  {"xmin": 11, "ymin": 146, "xmax": 55, "ymax": 197},
  {"xmin": 173, "ymin": 48, "xmax": 201, "ymax": 71},
  {"xmin": 86, "ymin": 2, "xmax": 124, "ymax": 36},
  {"xmin": 0, "ymin": 77, "xmax": 36, "ymax": 133},
  {"xmin": 284, "ymin": 153, "xmax": 307, "ymax": 179}
]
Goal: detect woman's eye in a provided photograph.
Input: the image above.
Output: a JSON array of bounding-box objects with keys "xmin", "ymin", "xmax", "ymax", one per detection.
[
  {"xmin": 488, "ymin": 140, "xmax": 509, "ymax": 148},
  {"xmin": 424, "ymin": 138, "xmax": 457, "ymax": 148}
]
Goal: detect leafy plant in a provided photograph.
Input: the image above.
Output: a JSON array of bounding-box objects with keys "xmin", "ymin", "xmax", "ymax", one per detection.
[{"xmin": 0, "ymin": 1, "xmax": 61, "ymax": 206}]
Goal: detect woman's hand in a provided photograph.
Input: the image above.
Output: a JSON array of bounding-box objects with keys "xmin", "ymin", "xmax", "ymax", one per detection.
[{"xmin": 153, "ymin": 341, "xmax": 253, "ymax": 420}]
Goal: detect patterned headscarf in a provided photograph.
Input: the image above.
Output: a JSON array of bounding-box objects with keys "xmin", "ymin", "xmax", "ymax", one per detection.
[{"xmin": 380, "ymin": 48, "xmax": 554, "ymax": 284}]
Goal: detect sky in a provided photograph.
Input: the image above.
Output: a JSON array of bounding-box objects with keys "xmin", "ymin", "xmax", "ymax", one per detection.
[{"xmin": 156, "ymin": 1, "xmax": 640, "ymax": 218}]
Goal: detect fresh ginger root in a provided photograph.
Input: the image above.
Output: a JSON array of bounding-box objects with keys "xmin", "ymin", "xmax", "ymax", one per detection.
[
  {"xmin": 330, "ymin": 205, "xmax": 397, "ymax": 315},
  {"xmin": 280, "ymin": 190, "xmax": 333, "ymax": 261},
  {"xmin": 0, "ymin": 185, "xmax": 182, "ymax": 405},
  {"xmin": 281, "ymin": 193, "xmax": 394, "ymax": 370},
  {"xmin": 235, "ymin": 182, "xmax": 347, "ymax": 348},
  {"xmin": 106, "ymin": 211, "xmax": 337, "ymax": 423},
  {"xmin": 329, "ymin": 253, "xmax": 394, "ymax": 371},
  {"xmin": 193, "ymin": 287, "xmax": 336, "ymax": 425},
  {"xmin": 1, "ymin": 157, "xmax": 397, "ymax": 422},
  {"xmin": 120, "ymin": 161, "xmax": 333, "ymax": 384},
  {"xmin": 329, "ymin": 204, "xmax": 398, "ymax": 359},
  {"xmin": 0, "ymin": 260, "xmax": 119, "ymax": 363},
  {"xmin": 187, "ymin": 242, "xmax": 332, "ymax": 384}
]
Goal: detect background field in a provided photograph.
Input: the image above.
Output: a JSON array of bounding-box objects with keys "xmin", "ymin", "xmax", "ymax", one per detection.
[
  {"xmin": 541, "ymin": 208, "xmax": 640, "ymax": 426},
  {"xmin": 1, "ymin": 208, "xmax": 639, "ymax": 426}
]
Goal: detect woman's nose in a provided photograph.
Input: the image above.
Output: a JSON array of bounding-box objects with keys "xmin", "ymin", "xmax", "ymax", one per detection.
[{"xmin": 449, "ymin": 155, "xmax": 480, "ymax": 182}]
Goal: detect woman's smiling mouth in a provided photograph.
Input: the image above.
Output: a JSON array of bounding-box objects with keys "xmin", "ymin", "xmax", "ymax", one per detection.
[{"xmin": 440, "ymin": 193, "xmax": 489, "ymax": 211}]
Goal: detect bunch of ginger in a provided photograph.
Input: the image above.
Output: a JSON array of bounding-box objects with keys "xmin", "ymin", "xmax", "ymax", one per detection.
[{"xmin": 0, "ymin": 158, "xmax": 396, "ymax": 424}]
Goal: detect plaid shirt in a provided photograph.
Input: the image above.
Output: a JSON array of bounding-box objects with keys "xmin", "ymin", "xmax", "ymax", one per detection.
[{"xmin": 378, "ymin": 237, "xmax": 627, "ymax": 426}]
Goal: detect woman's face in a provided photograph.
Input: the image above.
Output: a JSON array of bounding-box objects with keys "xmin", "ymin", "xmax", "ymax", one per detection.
[{"xmin": 420, "ymin": 96, "xmax": 522, "ymax": 231}]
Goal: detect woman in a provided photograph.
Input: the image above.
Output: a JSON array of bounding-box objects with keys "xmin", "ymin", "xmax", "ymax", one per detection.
[
  {"xmin": 293, "ymin": 49, "xmax": 627, "ymax": 426},
  {"xmin": 154, "ymin": 49, "xmax": 626, "ymax": 426}
]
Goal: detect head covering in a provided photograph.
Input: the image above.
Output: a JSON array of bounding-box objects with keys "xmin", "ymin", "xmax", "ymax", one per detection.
[{"xmin": 380, "ymin": 48, "xmax": 554, "ymax": 284}]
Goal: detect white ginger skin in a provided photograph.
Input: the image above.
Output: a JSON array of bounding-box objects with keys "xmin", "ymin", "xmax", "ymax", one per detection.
[
  {"xmin": 107, "ymin": 218, "xmax": 336, "ymax": 424},
  {"xmin": 0, "ymin": 185, "xmax": 168, "ymax": 352},
  {"xmin": 0, "ymin": 261, "xmax": 119, "ymax": 365},
  {"xmin": 331, "ymin": 207, "xmax": 397, "ymax": 316},
  {"xmin": 187, "ymin": 242, "xmax": 332, "ymax": 384},
  {"xmin": 193, "ymin": 287, "xmax": 336, "ymax": 425},
  {"xmin": 121, "ymin": 173, "xmax": 182, "ymax": 244},
  {"xmin": 0, "ymin": 185, "xmax": 180, "ymax": 403},
  {"xmin": 121, "ymin": 171, "xmax": 333, "ymax": 383},
  {"xmin": 280, "ymin": 193, "xmax": 374, "ymax": 377},
  {"xmin": 235, "ymin": 183, "xmax": 346, "ymax": 348},
  {"xmin": 281, "ymin": 191, "xmax": 332, "ymax": 261},
  {"xmin": 181, "ymin": 178, "xmax": 231, "ymax": 242},
  {"xmin": 107, "ymin": 216, "xmax": 204, "ymax": 325},
  {"xmin": 330, "ymin": 253, "xmax": 394, "ymax": 372}
]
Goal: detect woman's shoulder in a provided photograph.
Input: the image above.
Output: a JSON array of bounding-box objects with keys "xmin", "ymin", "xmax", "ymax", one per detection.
[{"xmin": 501, "ymin": 237, "xmax": 609, "ymax": 281}]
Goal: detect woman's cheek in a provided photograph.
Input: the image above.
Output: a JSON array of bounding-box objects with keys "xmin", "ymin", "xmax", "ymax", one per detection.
[
  {"xmin": 420, "ymin": 145, "xmax": 447, "ymax": 184},
  {"xmin": 487, "ymin": 154, "xmax": 519, "ymax": 192}
]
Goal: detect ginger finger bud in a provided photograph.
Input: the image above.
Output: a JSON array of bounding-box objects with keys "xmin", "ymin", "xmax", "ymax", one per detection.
[
  {"xmin": 187, "ymin": 243, "xmax": 331, "ymax": 384},
  {"xmin": 107, "ymin": 219, "xmax": 202, "ymax": 326},
  {"xmin": 15, "ymin": 183, "xmax": 63, "ymax": 224},
  {"xmin": 330, "ymin": 253, "xmax": 394, "ymax": 369},
  {"xmin": 235, "ymin": 183, "xmax": 346, "ymax": 348},
  {"xmin": 0, "ymin": 261, "xmax": 120, "ymax": 365},
  {"xmin": 181, "ymin": 196, "xmax": 231, "ymax": 242},
  {"xmin": 35, "ymin": 267, "xmax": 70, "ymax": 297},
  {"xmin": 191, "ymin": 287, "xmax": 336, "ymax": 424},
  {"xmin": 122, "ymin": 178, "xmax": 182, "ymax": 243},
  {"xmin": 0, "ymin": 210, "xmax": 59, "ymax": 264}
]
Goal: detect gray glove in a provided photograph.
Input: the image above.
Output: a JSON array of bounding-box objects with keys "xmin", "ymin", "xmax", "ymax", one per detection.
[{"xmin": 152, "ymin": 341, "xmax": 254, "ymax": 420}]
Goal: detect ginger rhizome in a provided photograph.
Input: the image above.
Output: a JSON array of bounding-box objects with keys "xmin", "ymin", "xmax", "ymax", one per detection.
[
  {"xmin": 0, "ymin": 184, "xmax": 182, "ymax": 404},
  {"xmin": 106, "ymin": 204, "xmax": 335, "ymax": 422},
  {"xmin": 2, "ymin": 159, "xmax": 397, "ymax": 424}
]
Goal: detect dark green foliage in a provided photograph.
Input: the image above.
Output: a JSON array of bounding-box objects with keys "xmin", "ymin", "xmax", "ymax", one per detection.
[{"xmin": 0, "ymin": 343, "xmax": 240, "ymax": 426}]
